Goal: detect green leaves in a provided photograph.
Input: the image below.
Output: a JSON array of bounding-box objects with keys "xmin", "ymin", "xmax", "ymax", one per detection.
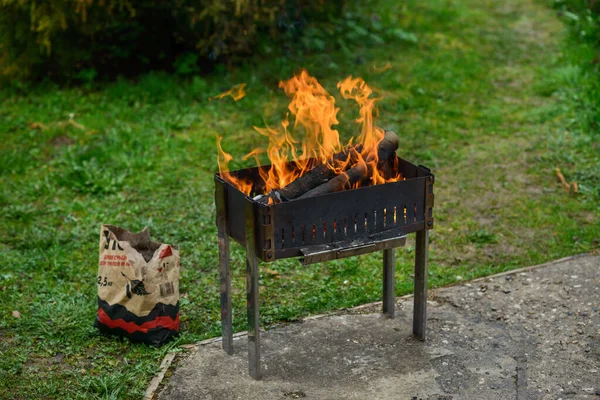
[
  {"xmin": 0, "ymin": 0, "xmax": 353, "ymax": 82},
  {"xmin": 391, "ymin": 28, "xmax": 418, "ymax": 43},
  {"xmin": 300, "ymin": 10, "xmax": 418, "ymax": 58},
  {"xmin": 173, "ymin": 53, "xmax": 201, "ymax": 76}
]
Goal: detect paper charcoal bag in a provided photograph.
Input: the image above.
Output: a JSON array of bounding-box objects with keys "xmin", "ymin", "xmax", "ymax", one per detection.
[{"xmin": 94, "ymin": 225, "xmax": 180, "ymax": 345}]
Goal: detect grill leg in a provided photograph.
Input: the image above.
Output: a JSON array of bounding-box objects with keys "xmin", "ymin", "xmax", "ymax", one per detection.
[
  {"xmin": 413, "ymin": 229, "xmax": 429, "ymax": 340},
  {"xmin": 245, "ymin": 201, "xmax": 261, "ymax": 380},
  {"xmin": 382, "ymin": 248, "xmax": 395, "ymax": 318},
  {"xmin": 216, "ymin": 184, "xmax": 233, "ymax": 355},
  {"xmin": 218, "ymin": 222, "xmax": 233, "ymax": 354}
]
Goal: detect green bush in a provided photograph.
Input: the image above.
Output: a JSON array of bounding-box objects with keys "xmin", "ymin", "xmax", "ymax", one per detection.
[
  {"xmin": 553, "ymin": 0, "xmax": 600, "ymax": 45},
  {"xmin": 0, "ymin": 0, "xmax": 346, "ymax": 82},
  {"xmin": 553, "ymin": 0, "xmax": 600, "ymax": 130}
]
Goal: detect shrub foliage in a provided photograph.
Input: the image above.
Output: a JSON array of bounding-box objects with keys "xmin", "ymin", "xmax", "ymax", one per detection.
[
  {"xmin": 0, "ymin": 0, "xmax": 345, "ymax": 81},
  {"xmin": 552, "ymin": 0, "xmax": 600, "ymax": 130}
]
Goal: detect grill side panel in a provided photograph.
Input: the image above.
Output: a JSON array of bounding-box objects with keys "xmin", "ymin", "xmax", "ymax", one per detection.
[
  {"xmin": 272, "ymin": 177, "xmax": 427, "ymax": 259},
  {"xmin": 215, "ymin": 158, "xmax": 434, "ymax": 262}
]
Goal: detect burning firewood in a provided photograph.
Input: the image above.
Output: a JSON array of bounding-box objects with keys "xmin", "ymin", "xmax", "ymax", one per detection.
[
  {"xmin": 296, "ymin": 158, "xmax": 371, "ymax": 199},
  {"xmin": 256, "ymin": 143, "xmax": 364, "ymax": 204},
  {"xmin": 377, "ymin": 130, "xmax": 400, "ymax": 162},
  {"xmin": 377, "ymin": 130, "xmax": 400, "ymax": 180},
  {"xmin": 296, "ymin": 131, "xmax": 399, "ymax": 199},
  {"xmin": 257, "ymin": 131, "xmax": 399, "ymax": 203}
]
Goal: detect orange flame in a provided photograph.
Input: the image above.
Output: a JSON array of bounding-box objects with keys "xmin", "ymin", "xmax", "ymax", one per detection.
[
  {"xmin": 338, "ymin": 75, "xmax": 383, "ymax": 152},
  {"xmin": 280, "ymin": 70, "xmax": 343, "ymax": 165},
  {"xmin": 217, "ymin": 70, "xmax": 402, "ymax": 198},
  {"xmin": 337, "ymin": 75, "xmax": 391, "ymax": 185},
  {"xmin": 372, "ymin": 62, "xmax": 392, "ymax": 73},
  {"xmin": 216, "ymin": 135, "xmax": 253, "ymax": 195},
  {"xmin": 210, "ymin": 83, "xmax": 247, "ymax": 101}
]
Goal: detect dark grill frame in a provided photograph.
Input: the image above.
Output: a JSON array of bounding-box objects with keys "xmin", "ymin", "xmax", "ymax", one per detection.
[{"xmin": 215, "ymin": 156, "xmax": 434, "ymax": 379}]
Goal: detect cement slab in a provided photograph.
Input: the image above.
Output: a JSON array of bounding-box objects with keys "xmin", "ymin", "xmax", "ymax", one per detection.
[{"xmin": 158, "ymin": 255, "xmax": 600, "ymax": 399}]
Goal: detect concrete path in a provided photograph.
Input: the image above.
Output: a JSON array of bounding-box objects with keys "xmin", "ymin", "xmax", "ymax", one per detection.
[{"xmin": 157, "ymin": 255, "xmax": 600, "ymax": 399}]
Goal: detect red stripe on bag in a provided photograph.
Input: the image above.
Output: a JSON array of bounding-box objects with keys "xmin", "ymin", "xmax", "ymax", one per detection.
[
  {"xmin": 158, "ymin": 246, "xmax": 173, "ymax": 259},
  {"xmin": 97, "ymin": 308, "xmax": 180, "ymax": 333}
]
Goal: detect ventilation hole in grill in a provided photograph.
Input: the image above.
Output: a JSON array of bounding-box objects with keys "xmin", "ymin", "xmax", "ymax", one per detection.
[
  {"xmin": 312, "ymin": 224, "xmax": 316, "ymax": 241},
  {"xmin": 383, "ymin": 208, "xmax": 387, "ymax": 228},
  {"xmin": 354, "ymin": 215, "xmax": 358, "ymax": 233},
  {"xmin": 344, "ymin": 217, "xmax": 348, "ymax": 236},
  {"xmin": 374, "ymin": 210, "xmax": 377, "ymax": 229},
  {"xmin": 393, "ymin": 206, "xmax": 397, "ymax": 225},
  {"xmin": 414, "ymin": 203, "xmax": 417, "ymax": 223},
  {"xmin": 292, "ymin": 227, "xmax": 295, "ymax": 245},
  {"xmin": 364, "ymin": 213, "xmax": 368, "ymax": 231},
  {"xmin": 323, "ymin": 221, "xmax": 327, "ymax": 239},
  {"xmin": 281, "ymin": 229, "xmax": 285, "ymax": 248},
  {"xmin": 301, "ymin": 226, "xmax": 305, "ymax": 245},
  {"xmin": 403, "ymin": 206, "xmax": 407, "ymax": 224},
  {"xmin": 333, "ymin": 219, "xmax": 337, "ymax": 235}
]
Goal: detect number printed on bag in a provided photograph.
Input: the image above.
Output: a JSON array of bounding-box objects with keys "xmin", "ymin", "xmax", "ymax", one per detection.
[{"xmin": 97, "ymin": 276, "xmax": 113, "ymax": 287}]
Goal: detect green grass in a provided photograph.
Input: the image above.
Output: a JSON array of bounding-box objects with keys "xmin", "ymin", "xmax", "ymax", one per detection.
[{"xmin": 1, "ymin": 0, "xmax": 599, "ymax": 398}]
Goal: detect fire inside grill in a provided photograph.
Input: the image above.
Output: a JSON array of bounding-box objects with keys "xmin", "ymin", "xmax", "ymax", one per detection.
[
  {"xmin": 215, "ymin": 70, "xmax": 434, "ymax": 380},
  {"xmin": 217, "ymin": 70, "xmax": 406, "ymax": 203}
]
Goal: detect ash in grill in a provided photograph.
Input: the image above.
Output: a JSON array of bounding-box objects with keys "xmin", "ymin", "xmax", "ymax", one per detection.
[{"xmin": 215, "ymin": 156, "xmax": 434, "ymax": 380}]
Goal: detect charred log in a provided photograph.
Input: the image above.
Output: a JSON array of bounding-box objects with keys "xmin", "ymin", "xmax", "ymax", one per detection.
[
  {"xmin": 257, "ymin": 130, "xmax": 399, "ymax": 203},
  {"xmin": 296, "ymin": 131, "xmax": 399, "ymax": 199},
  {"xmin": 296, "ymin": 160, "xmax": 371, "ymax": 199},
  {"xmin": 378, "ymin": 131, "xmax": 400, "ymax": 180},
  {"xmin": 377, "ymin": 130, "xmax": 399, "ymax": 165},
  {"xmin": 257, "ymin": 144, "xmax": 363, "ymax": 204}
]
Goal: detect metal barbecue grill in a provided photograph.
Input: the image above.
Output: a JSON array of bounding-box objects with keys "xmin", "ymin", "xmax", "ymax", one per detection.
[{"xmin": 215, "ymin": 157, "xmax": 434, "ymax": 380}]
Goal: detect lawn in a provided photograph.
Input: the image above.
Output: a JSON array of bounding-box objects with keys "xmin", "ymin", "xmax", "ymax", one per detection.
[{"xmin": 1, "ymin": 0, "xmax": 598, "ymax": 398}]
